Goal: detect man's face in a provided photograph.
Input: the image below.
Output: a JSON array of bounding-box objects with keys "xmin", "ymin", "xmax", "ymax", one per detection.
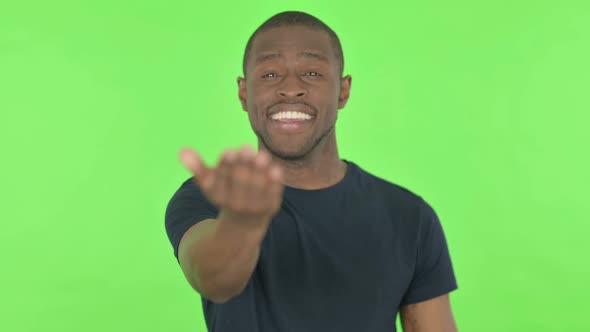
[{"xmin": 238, "ymin": 25, "xmax": 351, "ymax": 160}]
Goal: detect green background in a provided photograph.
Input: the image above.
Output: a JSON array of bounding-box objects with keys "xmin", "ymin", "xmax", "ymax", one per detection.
[{"xmin": 1, "ymin": 0, "xmax": 588, "ymax": 331}]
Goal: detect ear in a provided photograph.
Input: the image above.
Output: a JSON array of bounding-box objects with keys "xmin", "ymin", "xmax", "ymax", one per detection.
[
  {"xmin": 237, "ymin": 76, "xmax": 248, "ymax": 112},
  {"xmin": 338, "ymin": 75, "xmax": 352, "ymax": 109}
]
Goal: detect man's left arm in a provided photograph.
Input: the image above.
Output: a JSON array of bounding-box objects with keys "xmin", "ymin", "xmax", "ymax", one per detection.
[
  {"xmin": 400, "ymin": 293, "xmax": 457, "ymax": 332},
  {"xmin": 398, "ymin": 198, "xmax": 459, "ymax": 331}
]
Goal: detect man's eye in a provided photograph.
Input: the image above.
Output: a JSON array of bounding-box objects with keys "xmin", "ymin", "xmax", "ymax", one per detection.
[{"xmin": 262, "ymin": 72, "xmax": 321, "ymax": 79}]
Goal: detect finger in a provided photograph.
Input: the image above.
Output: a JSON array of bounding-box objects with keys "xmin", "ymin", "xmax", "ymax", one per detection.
[
  {"xmin": 268, "ymin": 164, "xmax": 283, "ymax": 183},
  {"xmin": 266, "ymin": 165, "xmax": 285, "ymax": 213},
  {"xmin": 179, "ymin": 147, "xmax": 210, "ymax": 181},
  {"xmin": 248, "ymin": 151, "xmax": 272, "ymax": 205},
  {"xmin": 208, "ymin": 149, "xmax": 237, "ymax": 205},
  {"xmin": 253, "ymin": 149, "xmax": 271, "ymax": 169},
  {"xmin": 241, "ymin": 144, "xmax": 256, "ymax": 157},
  {"xmin": 253, "ymin": 150, "xmax": 284, "ymax": 187},
  {"xmin": 230, "ymin": 145, "xmax": 257, "ymax": 212}
]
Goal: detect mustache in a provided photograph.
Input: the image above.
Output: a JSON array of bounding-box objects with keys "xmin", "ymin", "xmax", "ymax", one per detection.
[{"xmin": 268, "ymin": 101, "xmax": 316, "ymax": 112}]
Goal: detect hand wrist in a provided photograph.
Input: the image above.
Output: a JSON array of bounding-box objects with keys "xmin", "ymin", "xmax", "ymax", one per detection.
[{"xmin": 216, "ymin": 209, "xmax": 271, "ymax": 244}]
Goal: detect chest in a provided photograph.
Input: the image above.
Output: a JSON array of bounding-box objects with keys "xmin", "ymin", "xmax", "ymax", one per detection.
[{"xmin": 255, "ymin": 202, "xmax": 414, "ymax": 315}]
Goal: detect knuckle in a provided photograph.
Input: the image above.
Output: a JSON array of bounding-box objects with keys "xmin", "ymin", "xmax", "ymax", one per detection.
[
  {"xmin": 234, "ymin": 199, "xmax": 250, "ymax": 213},
  {"xmin": 233, "ymin": 168, "xmax": 251, "ymax": 184},
  {"xmin": 251, "ymin": 172, "xmax": 266, "ymax": 187},
  {"xmin": 227, "ymin": 198, "xmax": 242, "ymax": 211}
]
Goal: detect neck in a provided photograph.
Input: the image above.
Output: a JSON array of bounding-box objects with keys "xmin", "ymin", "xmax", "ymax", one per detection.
[{"xmin": 259, "ymin": 132, "xmax": 347, "ymax": 190}]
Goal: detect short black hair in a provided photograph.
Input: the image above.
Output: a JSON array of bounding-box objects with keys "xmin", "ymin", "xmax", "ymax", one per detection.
[{"xmin": 242, "ymin": 11, "xmax": 344, "ymax": 78}]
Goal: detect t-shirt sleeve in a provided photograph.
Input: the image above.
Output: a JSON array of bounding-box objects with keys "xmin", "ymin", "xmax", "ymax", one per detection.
[
  {"xmin": 400, "ymin": 198, "xmax": 458, "ymax": 305},
  {"xmin": 164, "ymin": 177, "xmax": 219, "ymax": 263}
]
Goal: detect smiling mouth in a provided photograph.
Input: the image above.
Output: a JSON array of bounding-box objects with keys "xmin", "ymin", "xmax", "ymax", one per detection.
[
  {"xmin": 269, "ymin": 111, "xmax": 315, "ymax": 121},
  {"xmin": 268, "ymin": 102, "xmax": 316, "ymax": 117},
  {"xmin": 267, "ymin": 112, "xmax": 315, "ymax": 132}
]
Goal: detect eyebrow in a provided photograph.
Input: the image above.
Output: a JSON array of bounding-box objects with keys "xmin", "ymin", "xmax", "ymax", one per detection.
[{"xmin": 255, "ymin": 51, "xmax": 329, "ymax": 65}]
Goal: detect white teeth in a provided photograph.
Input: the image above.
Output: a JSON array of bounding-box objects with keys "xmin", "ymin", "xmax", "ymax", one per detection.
[{"xmin": 271, "ymin": 111, "xmax": 313, "ymax": 120}]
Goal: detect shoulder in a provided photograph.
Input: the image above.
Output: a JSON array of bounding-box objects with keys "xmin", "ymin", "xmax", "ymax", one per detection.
[
  {"xmin": 168, "ymin": 176, "xmax": 202, "ymax": 201},
  {"xmin": 179, "ymin": 176, "xmax": 199, "ymax": 192},
  {"xmin": 350, "ymin": 160, "xmax": 425, "ymax": 211},
  {"xmin": 347, "ymin": 161, "xmax": 441, "ymax": 240},
  {"xmin": 166, "ymin": 176, "xmax": 218, "ymax": 216}
]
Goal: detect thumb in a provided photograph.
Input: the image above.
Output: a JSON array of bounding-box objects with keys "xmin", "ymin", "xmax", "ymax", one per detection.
[{"xmin": 178, "ymin": 147, "xmax": 210, "ymax": 180}]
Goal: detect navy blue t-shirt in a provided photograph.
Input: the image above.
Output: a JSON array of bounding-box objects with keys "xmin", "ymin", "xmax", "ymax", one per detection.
[{"xmin": 165, "ymin": 159, "xmax": 458, "ymax": 332}]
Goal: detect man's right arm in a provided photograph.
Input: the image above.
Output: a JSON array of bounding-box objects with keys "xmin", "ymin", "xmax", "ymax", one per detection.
[
  {"xmin": 175, "ymin": 145, "xmax": 284, "ymax": 304},
  {"xmin": 177, "ymin": 214, "xmax": 269, "ymax": 304}
]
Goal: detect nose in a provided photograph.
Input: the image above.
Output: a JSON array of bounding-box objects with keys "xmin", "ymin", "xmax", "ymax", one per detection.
[{"xmin": 276, "ymin": 75, "xmax": 307, "ymax": 98}]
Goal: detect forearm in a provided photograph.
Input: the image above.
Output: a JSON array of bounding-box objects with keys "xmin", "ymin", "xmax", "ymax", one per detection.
[{"xmin": 189, "ymin": 213, "xmax": 270, "ymax": 303}]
